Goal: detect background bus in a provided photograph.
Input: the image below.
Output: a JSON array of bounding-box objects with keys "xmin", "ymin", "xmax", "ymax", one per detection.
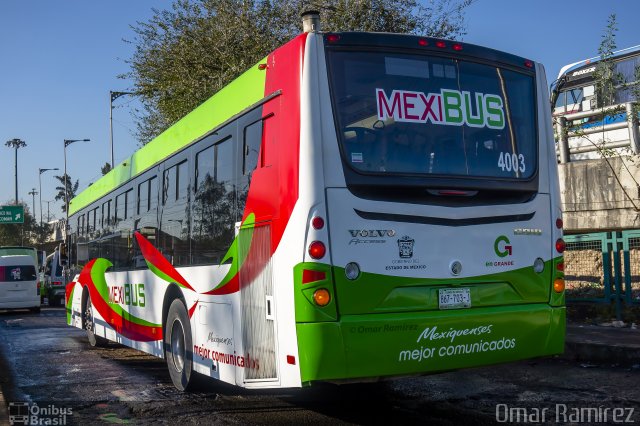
[
  {"xmin": 66, "ymin": 14, "xmax": 565, "ymax": 391},
  {"xmin": 551, "ymin": 45, "xmax": 640, "ymax": 161}
]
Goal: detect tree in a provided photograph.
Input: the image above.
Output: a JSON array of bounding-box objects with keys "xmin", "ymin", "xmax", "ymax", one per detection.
[
  {"xmin": 124, "ymin": 0, "xmax": 473, "ymax": 143},
  {"xmin": 593, "ymin": 14, "xmax": 623, "ymax": 109},
  {"xmin": 53, "ymin": 174, "xmax": 80, "ymax": 213},
  {"xmin": 101, "ymin": 162, "xmax": 112, "ymax": 175}
]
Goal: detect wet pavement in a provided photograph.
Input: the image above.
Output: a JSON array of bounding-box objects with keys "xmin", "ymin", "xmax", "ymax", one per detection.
[{"xmin": 0, "ymin": 307, "xmax": 639, "ymax": 425}]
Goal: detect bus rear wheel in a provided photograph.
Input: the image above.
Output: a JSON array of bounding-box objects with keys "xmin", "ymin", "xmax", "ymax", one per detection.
[
  {"xmin": 165, "ymin": 299, "xmax": 193, "ymax": 391},
  {"xmin": 84, "ymin": 294, "xmax": 107, "ymax": 347}
]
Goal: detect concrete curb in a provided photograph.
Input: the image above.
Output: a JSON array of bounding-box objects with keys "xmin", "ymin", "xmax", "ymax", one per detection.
[{"xmin": 564, "ymin": 324, "xmax": 640, "ymax": 366}]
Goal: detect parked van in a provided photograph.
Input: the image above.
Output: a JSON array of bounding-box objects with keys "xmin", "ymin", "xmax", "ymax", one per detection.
[{"xmin": 0, "ymin": 254, "xmax": 40, "ymax": 312}]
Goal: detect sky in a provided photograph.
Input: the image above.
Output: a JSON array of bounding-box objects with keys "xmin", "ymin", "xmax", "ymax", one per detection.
[{"xmin": 0, "ymin": 0, "xmax": 639, "ymax": 222}]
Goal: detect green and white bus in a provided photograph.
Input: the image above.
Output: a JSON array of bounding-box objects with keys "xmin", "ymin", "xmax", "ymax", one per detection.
[{"xmin": 66, "ymin": 17, "xmax": 565, "ymax": 390}]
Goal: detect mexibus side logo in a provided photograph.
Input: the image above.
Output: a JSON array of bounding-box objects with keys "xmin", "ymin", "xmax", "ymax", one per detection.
[{"xmin": 376, "ymin": 88, "xmax": 505, "ymax": 129}]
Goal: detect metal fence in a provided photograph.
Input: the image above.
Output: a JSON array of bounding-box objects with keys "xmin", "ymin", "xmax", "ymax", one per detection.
[{"xmin": 564, "ymin": 231, "xmax": 640, "ymax": 319}]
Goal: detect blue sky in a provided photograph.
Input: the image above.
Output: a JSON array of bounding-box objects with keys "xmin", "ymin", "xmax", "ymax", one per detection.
[{"xmin": 0, "ymin": 0, "xmax": 638, "ymax": 221}]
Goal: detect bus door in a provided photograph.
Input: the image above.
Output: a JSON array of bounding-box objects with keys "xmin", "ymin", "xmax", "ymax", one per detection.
[{"xmin": 237, "ymin": 220, "xmax": 277, "ymax": 383}]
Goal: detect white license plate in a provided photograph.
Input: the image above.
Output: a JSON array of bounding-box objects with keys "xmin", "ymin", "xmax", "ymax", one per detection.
[{"xmin": 438, "ymin": 288, "xmax": 471, "ymax": 310}]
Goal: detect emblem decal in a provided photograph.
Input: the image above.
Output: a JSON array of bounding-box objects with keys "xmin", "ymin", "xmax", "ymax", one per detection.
[{"xmin": 397, "ymin": 236, "xmax": 415, "ymax": 259}]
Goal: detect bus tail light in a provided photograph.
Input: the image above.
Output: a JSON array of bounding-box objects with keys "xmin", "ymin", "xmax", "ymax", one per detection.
[
  {"xmin": 308, "ymin": 241, "xmax": 326, "ymax": 259},
  {"xmin": 435, "ymin": 41, "xmax": 447, "ymax": 48},
  {"xmin": 452, "ymin": 43, "xmax": 463, "ymax": 51},
  {"xmin": 302, "ymin": 269, "xmax": 326, "ymax": 284},
  {"xmin": 556, "ymin": 218, "xmax": 563, "ymax": 229},
  {"xmin": 556, "ymin": 262, "xmax": 565, "ymax": 272},
  {"xmin": 524, "ymin": 60, "xmax": 534, "ymax": 68},
  {"xmin": 313, "ymin": 288, "xmax": 331, "ymax": 306},
  {"xmin": 326, "ymin": 34, "xmax": 340, "ymax": 43},
  {"xmin": 553, "ymin": 278, "xmax": 565, "ymax": 293},
  {"xmin": 311, "ymin": 216, "xmax": 324, "ymax": 230},
  {"xmin": 555, "ymin": 238, "xmax": 566, "ymax": 254}
]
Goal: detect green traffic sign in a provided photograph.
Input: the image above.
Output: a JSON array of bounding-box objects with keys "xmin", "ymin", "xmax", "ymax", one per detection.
[{"xmin": 0, "ymin": 205, "xmax": 24, "ymax": 224}]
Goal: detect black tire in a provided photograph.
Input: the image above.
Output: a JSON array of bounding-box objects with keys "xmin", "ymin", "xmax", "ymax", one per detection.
[
  {"xmin": 84, "ymin": 294, "xmax": 108, "ymax": 347},
  {"xmin": 165, "ymin": 299, "xmax": 194, "ymax": 391},
  {"xmin": 49, "ymin": 294, "xmax": 58, "ymax": 307},
  {"xmin": 30, "ymin": 306, "xmax": 41, "ymax": 314}
]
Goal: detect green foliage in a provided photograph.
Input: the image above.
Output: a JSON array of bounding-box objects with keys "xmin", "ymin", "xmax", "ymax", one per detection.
[
  {"xmin": 54, "ymin": 174, "xmax": 80, "ymax": 213},
  {"xmin": 101, "ymin": 162, "xmax": 112, "ymax": 176},
  {"xmin": 124, "ymin": 0, "xmax": 473, "ymax": 144},
  {"xmin": 593, "ymin": 14, "xmax": 623, "ymax": 108}
]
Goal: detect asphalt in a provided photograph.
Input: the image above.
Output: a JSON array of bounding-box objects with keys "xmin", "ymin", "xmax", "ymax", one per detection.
[{"xmin": 0, "ymin": 322, "xmax": 638, "ymax": 424}]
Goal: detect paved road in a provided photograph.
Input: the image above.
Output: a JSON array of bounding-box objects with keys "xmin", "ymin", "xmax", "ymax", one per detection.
[{"xmin": 1, "ymin": 307, "xmax": 639, "ymax": 425}]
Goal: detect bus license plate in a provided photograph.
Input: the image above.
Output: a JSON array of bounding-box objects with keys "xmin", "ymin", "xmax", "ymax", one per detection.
[{"xmin": 438, "ymin": 288, "xmax": 471, "ymax": 310}]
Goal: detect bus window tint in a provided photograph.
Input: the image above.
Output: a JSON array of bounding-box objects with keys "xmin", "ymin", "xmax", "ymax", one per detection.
[
  {"xmin": 149, "ymin": 176, "xmax": 158, "ymax": 211},
  {"xmin": 192, "ymin": 139, "xmax": 235, "ymax": 264},
  {"xmin": 327, "ymin": 51, "xmax": 537, "ymax": 179},
  {"xmin": 160, "ymin": 160, "xmax": 190, "ymax": 266},
  {"xmin": 163, "ymin": 166, "xmax": 176, "ymax": 205}
]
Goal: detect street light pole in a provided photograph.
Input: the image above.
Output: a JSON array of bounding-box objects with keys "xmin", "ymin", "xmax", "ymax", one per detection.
[
  {"xmin": 109, "ymin": 91, "xmax": 134, "ymax": 169},
  {"xmin": 39, "ymin": 168, "xmax": 59, "ymax": 225},
  {"xmin": 63, "ymin": 139, "xmax": 90, "ymax": 249},
  {"xmin": 5, "ymin": 138, "xmax": 27, "ymax": 205},
  {"xmin": 28, "ymin": 188, "xmax": 38, "ymax": 222}
]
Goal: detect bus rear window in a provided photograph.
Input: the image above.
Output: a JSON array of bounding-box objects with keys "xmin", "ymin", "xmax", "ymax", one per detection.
[{"xmin": 327, "ymin": 51, "xmax": 537, "ymax": 180}]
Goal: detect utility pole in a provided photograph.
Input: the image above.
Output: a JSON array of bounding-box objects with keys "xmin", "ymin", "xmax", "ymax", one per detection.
[
  {"xmin": 5, "ymin": 138, "xmax": 27, "ymax": 204},
  {"xmin": 28, "ymin": 188, "xmax": 38, "ymax": 222},
  {"xmin": 109, "ymin": 91, "xmax": 134, "ymax": 168}
]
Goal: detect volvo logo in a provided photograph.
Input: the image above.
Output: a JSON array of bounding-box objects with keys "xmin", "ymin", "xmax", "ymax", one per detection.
[
  {"xmin": 348, "ymin": 229, "xmax": 396, "ymax": 238},
  {"xmin": 450, "ymin": 260, "xmax": 462, "ymax": 276}
]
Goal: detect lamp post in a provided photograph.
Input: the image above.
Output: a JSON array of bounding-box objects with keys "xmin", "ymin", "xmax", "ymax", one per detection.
[
  {"xmin": 63, "ymin": 139, "xmax": 90, "ymax": 246},
  {"xmin": 5, "ymin": 138, "xmax": 27, "ymax": 204},
  {"xmin": 39, "ymin": 168, "xmax": 59, "ymax": 225},
  {"xmin": 28, "ymin": 188, "xmax": 38, "ymax": 221},
  {"xmin": 109, "ymin": 91, "xmax": 134, "ymax": 169}
]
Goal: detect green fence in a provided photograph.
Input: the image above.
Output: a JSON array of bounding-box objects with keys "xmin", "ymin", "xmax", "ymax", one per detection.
[{"xmin": 564, "ymin": 231, "xmax": 640, "ymax": 319}]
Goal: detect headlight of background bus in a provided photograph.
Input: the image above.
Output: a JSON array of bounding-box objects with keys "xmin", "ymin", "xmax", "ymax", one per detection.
[{"xmin": 345, "ymin": 262, "xmax": 360, "ymax": 280}]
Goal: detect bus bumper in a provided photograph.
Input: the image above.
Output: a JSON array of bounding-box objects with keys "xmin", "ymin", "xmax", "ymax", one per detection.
[{"xmin": 296, "ymin": 304, "xmax": 565, "ymax": 383}]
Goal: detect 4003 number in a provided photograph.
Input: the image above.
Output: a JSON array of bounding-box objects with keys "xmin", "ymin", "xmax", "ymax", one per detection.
[{"xmin": 498, "ymin": 152, "xmax": 526, "ymax": 173}]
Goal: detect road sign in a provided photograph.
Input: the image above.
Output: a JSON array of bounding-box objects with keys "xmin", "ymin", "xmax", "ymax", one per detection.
[{"xmin": 0, "ymin": 205, "xmax": 24, "ymax": 224}]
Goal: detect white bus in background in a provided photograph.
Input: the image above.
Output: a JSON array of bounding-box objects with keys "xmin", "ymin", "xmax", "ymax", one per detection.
[{"xmin": 551, "ymin": 45, "xmax": 640, "ymax": 161}]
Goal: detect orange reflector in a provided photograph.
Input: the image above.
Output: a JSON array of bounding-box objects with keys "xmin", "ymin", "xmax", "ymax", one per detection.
[
  {"xmin": 302, "ymin": 269, "xmax": 326, "ymax": 284},
  {"xmin": 553, "ymin": 278, "xmax": 565, "ymax": 293},
  {"xmin": 313, "ymin": 288, "xmax": 331, "ymax": 306}
]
